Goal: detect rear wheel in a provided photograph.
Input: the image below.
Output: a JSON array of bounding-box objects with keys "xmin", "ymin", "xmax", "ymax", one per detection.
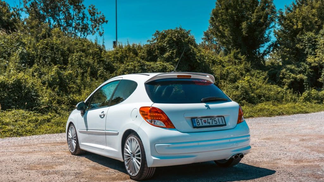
[
  {"xmin": 123, "ymin": 133, "xmax": 156, "ymax": 180},
  {"xmin": 67, "ymin": 123, "xmax": 83, "ymax": 155}
]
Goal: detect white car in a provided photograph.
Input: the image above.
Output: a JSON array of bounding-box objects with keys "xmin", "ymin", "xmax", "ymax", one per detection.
[{"xmin": 66, "ymin": 72, "xmax": 251, "ymax": 180}]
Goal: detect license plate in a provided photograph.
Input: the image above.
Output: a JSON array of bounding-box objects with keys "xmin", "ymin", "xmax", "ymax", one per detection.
[{"xmin": 191, "ymin": 116, "xmax": 226, "ymax": 128}]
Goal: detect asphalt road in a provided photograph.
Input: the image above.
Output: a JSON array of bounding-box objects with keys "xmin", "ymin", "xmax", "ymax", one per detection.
[{"xmin": 0, "ymin": 112, "xmax": 323, "ymax": 182}]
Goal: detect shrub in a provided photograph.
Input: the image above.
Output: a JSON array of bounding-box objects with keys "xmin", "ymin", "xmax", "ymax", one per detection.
[{"xmin": 0, "ymin": 73, "xmax": 41, "ymax": 111}]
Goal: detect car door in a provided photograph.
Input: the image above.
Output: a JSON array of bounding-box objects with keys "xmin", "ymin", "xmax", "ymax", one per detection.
[{"xmin": 81, "ymin": 80, "xmax": 120, "ymax": 148}]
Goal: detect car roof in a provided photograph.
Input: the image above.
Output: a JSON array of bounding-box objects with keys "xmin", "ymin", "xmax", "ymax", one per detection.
[{"xmin": 86, "ymin": 72, "xmax": 215, "ymax": 103}]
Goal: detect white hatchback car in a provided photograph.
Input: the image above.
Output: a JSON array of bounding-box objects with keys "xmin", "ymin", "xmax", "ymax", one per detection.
[{"xmin": 66, "ymin": 72, "xmax": 250, "ymax": 180}]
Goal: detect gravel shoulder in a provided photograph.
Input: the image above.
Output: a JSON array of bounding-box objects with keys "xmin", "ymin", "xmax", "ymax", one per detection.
[{"xmin": 1, "ymin": 112, "xmax": 323, "ymax": 182}]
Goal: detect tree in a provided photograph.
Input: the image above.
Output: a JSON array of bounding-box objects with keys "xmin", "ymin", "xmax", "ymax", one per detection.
[
  {"xmin": 0, "ymin": 0, "xmax": 20, "ymax": 33},
  {"xmin": 200, "ymin": 26, "xmax": 222, "ymax": 53},
  {"xmin": 273, "ymin": 0, "xmax": 324, "ymax": 92},
  {"xmin": 145, "ymin": 27, "xmax": 211, "ymax": 73},
  {"xmin": 306, "ymin": 27, "xmax": 324, "ymax": 89},
  {"xmin": 23, "ymin": 0, "xmax": 108, "ymax": 37},
  {"xmin": 275, "ymin": 0, "xmax": 324, "ymax": 64},
  {"xmin": 206, "ymin": 0, "xmax": 276, "ymax": 67}
]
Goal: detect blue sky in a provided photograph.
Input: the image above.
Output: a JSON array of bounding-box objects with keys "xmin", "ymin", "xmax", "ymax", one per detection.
[{"xmin": 6, "ymin": 0, "xmax": 295, "ymax": 50}]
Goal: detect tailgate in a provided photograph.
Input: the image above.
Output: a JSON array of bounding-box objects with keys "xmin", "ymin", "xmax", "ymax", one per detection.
[{"xmin": 152, "ymin": 101, "xmax": 240, "ymax": 133}]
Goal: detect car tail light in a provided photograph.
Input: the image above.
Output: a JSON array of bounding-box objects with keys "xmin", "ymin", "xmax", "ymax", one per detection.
[
  {"xmin": 237, "ymin": 106, "xmax": 244, "ymax": 124},
  {"xmin": 139, "ymin": 107, "xmax": 175, "ymax": 128}
]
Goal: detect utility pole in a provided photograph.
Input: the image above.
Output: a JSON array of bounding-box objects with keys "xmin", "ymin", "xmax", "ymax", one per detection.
[{"xmin": 113, "ymin": 0, "xmax": 117, "ymax": 48}]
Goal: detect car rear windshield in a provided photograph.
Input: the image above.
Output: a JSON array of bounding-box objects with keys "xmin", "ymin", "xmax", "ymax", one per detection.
[{"xmin": 145, "ymin": 78, "xmax": 231, "ymax": 103}]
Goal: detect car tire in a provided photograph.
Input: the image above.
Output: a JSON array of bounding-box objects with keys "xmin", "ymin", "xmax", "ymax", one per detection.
[
  {"xmin": 67, "ymin": 123, "xmax": 84, "ymax": 155},
  {"xmin": 214, "ymin": 158, "xmax": 241, "ymax": 167},
  {"xmin": 123, "ymin": 133, "xmax": 156, "ymax": 180}
]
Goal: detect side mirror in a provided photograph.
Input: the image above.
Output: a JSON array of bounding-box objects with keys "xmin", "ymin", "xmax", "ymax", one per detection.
[
  {"xmin": 76, "ymin": 101, "xmax": 87, "ymax": 116},
  {"xmin": 76, "ymin": 101, "xmax": 86, "ymax": 110}
]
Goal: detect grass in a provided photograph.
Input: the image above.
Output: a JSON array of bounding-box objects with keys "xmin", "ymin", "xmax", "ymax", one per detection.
[
  {"xmin": 0, "ymin": 102, "xmax": 324, "ymax": 138},
  {"xmin": 242, "ymin": 102, "xmax": 324, "ymax": 118}
]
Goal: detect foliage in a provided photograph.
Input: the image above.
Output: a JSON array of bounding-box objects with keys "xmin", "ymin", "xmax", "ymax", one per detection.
[
  {"xmin": 272, "ymin": 0, "xmax": 324, "ymax": 93},
  {"xmin": 0, "ymin": 72, "xmax": 40, "ymax": 111},
  {"xmin": 105, "ymin": 44, "xmax": 174, "ymax": 75},
  {"xmin": 243, "ymin": 102, "xmax": 324, "ymax": 118},
  {"xmin": 1, "ymin": 0, "xmax": 324, "ymax": 138},
  {"xmin": 0, "ymin": 0, "xmax": 20, "ymax": 33},
  {"xmin": 0, "ymin": 27, "xmax": 112, "ymax": 112},
  {"xmin": 145, "ymin": 27, "xmax": 212, "ymax": 73},
  {"xmin": 275, "ymin": 0, "xmax": 324, "ymax": 64},
  {"xmin": 300, "ymin": 89, "xmax": 324, "ymax": 103},
  {"xmin": 0, "ymin": 110, "xmax": 68, "ymax": 137},
  {"xmin": 207, "ymin": 0, "xmax": 276, "ymax": 67},
  {"xmin": 306, "ymin": 27, "xmax": 324, "ymax": 87},
  {"xmin": 200, "ymin": 26, "xmax": 221, "ymax": 53},
  {"xmin": 23, "ymin": 0, "xmax": 108, "ymax": 37}
]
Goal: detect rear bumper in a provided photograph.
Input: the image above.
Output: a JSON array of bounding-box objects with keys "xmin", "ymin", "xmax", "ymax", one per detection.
[
  {"xmin": 137, "ymin": 121, "xmax": 251, "ymax": 167},
  {"xmin": 155, "ymin": 135, "xmax": 250, "ymax": 155},
  {"xmin": 150, "ymin": 145, "xmax": 251, "ymax": 167}
]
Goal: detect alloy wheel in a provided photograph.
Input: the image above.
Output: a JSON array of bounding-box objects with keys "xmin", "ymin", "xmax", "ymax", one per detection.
[
  {"xmin": 124, "ymin": 136, "xmax": 142, "ymax": 176},
  {"xmin": 67, "ymin": 124, "xmax": 77, "ymax": 153}
]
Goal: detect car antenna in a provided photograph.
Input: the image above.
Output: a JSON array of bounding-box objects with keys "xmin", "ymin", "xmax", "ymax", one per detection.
[{"xmin": 173, "ymin": 47, "xmax": 186, "ymax": 72}]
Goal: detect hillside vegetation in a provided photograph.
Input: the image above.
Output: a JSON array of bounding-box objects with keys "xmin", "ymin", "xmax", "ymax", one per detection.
[{"xmin": 1, "ymin": 0, "xmax": 324, "ymax": 137}]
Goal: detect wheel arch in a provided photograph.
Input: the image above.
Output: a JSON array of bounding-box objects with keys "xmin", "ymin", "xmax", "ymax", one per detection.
[
  {"xmin": 66, "ymin": 120, "xmax": 75, "ymax": 133},
  {"xmin": 121, "ymin": 129, "xmax": 138, "ymax": 154}
]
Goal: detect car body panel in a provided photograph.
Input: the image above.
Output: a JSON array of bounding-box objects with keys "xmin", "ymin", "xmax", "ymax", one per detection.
[{"xmin": 80, "ymin": 107, "xmax": 108, "ymax": 146}]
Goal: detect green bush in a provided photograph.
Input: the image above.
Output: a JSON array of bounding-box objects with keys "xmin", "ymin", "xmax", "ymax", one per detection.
[
  {"xmin": 0, "ymin": 73, "xmax": 41, "ymax": 111},
  {"xmin": 223, "ymin": 73, "xmax": 298, "ymax": 105},
  {"xmin": 243, "ymin": 102, "xmax": 324, "ymax": 118},
  {"xmin": 0, "ymin": 110, "xmax": 68, "ymax": 137},
  {"xmin": 300, "ymin": 89, "xmax": 324, "ymax": 103}
]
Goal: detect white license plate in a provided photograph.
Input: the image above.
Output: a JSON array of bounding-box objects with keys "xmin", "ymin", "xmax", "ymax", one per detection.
[{"xmin": 191, "ymin": 116, "xmax": 226, "ymax": 128}]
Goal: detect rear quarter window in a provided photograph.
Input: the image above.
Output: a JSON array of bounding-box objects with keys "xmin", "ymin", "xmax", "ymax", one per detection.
[
  {"xmin": 110, "ymin": 80, "xmax": 137, "ymax": 106},
  {"xmin": 145, "ymin": 78, "xmax": 230, "ymax": 103}
]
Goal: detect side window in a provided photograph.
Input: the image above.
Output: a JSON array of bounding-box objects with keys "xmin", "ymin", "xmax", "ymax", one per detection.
[
  {"xmin": 110, "ymin": 80, "xmax": 137, "ymax": 106},
  {"xmin": 88, "ymin": 81, "xmax": 120, "ymax": 110}
]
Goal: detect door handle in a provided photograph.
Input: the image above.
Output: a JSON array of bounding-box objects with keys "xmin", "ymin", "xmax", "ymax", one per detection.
[{"xmin": 99, "ymin": 111, "xmax": 105, "ymax": 118}]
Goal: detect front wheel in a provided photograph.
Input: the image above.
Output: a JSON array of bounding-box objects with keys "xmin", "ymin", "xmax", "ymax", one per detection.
[
  {"xmin": 123, "ymin": 133, "xmax": 156, "ymax": 180},
  {"xmin": 67, "ymin": 123, "xmax": 83, "ymax": 155}
]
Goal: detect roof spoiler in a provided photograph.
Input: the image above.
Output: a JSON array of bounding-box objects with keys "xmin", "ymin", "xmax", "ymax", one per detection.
[{"xmin": 145, "ymin": 72, "xmax": 215, "ymax": 83}]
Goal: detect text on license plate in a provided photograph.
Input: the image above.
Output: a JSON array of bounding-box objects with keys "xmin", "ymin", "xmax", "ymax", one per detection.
[{"xmin": 191, "ymin": 116, "xmax": 226, "ymax": 128}]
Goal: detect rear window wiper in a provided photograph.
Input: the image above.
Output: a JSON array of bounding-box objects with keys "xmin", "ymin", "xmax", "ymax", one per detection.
[{"xmin": 201, "ymin": 97, "xmax": 228, "ymax": 102}]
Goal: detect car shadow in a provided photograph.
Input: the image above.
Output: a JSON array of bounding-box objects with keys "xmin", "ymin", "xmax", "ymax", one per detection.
[
  {"xmin": 81, "ymin": 153, "xmax": 127, "ymax": 173},
  {"xmin": 82, "ymin": 153, "xmax": 275, "ymax": 181},
  {"xmin": 152, "ymin": 162, "xmax": 276, "ymax": 182}
]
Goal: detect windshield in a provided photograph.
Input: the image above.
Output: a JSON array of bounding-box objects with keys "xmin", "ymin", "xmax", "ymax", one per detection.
[{"xmin": 145, "ymin": 78, "xmax": 231, "ymax": 103}]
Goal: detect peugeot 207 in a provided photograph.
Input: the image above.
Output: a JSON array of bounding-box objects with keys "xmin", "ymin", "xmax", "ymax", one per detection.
[{"xmin": 66, "ymin": 72, "xmax": 251, "ymax": 180}]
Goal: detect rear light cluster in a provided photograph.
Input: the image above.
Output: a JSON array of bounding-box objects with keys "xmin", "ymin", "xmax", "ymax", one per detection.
[
  {"xmin": 139, "ymin": 107, "xmax": 175, "ymax": 128},
  {"xmin": 237, "ymin": 106, "xmax": 244, "ymax": 124}
]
